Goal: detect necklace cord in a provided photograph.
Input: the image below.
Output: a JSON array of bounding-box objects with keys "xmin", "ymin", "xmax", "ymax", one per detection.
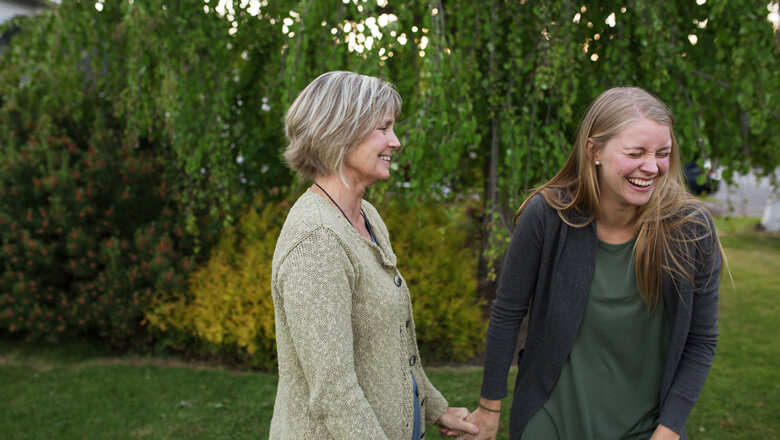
[{"xmin": 313, "ymin": 182, "xmax": 360, "ymax": 228}]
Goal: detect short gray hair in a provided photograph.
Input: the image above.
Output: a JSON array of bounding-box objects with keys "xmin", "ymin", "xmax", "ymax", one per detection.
[{"xmin": 283, "ymin": 71, "xmax": 402, "ymax": 181}]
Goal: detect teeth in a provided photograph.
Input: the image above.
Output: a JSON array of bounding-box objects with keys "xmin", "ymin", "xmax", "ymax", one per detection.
[
  {"xmin": 628, "ymin": 177, "xmax": 652, "ymax": 187},
  {"xmin": 379, "ymin": 155, "xmax": 391, "ymax": 163}
]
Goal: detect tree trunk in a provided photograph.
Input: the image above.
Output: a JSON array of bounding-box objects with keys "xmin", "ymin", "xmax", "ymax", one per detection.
[{"xmin": 477, "ymin": 0, "xmax": 501, "ymax": 307}]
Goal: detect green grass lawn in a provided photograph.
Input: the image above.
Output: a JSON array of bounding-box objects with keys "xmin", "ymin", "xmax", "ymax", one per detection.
[
  {"xmin": 0, "ymin": 342, "xmax": 279, "ymax": 439},
  {"xmin": 1, "ymin": 217, "xmax": 778, "ymax": 439}
]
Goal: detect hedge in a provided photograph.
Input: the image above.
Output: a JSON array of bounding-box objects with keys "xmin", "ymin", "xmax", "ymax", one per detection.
[{"xmin": 145, "ymin": 193, "xmax": 487, "ymax": 368}]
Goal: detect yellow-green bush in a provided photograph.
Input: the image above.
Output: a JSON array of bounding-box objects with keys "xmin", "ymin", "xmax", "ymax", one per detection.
[
  {"xmin": 146, "ymin": 193, "xmax": 487, "ymax": 369},
  {"xmin": 380, "ymin": 198, "xmax": 487, "ymax": 362},
  {"xmin": 144, "ymin": 195, "xmax": 283, "ymax": 369}
]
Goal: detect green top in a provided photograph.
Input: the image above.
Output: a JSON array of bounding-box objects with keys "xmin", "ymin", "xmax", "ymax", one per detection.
[{"xmin": 522, "ymin": 238, "xmax": 671, "ymax": 440}]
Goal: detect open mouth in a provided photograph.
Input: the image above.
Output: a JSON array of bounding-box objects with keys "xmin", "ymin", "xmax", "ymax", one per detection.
[
  {"xmin": 379, "ymin": 155, "xmax": 391, "ymax": 163},
  {"xmin": 627, "ymin": 177, "xmax": 653, "ymax": 189}
]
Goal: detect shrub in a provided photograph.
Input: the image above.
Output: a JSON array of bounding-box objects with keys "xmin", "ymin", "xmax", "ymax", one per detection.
[
  {"xmin": 0, "ymin": 124, "xmax": 194, "ymax": 347},
  {"xmin": 0, "ymin": 14, "xmax": 208, "ymax": 347},
  {"xmin": 144, "ymin": 195, "xmax": 283, "ymax": 370},
  {"xmin": 380, "ymin": 198, "xmax": 487, "ymax": 362},
  {"xmin": 146, "ymin": 194, "xmax": 486, "ymax": 368}
]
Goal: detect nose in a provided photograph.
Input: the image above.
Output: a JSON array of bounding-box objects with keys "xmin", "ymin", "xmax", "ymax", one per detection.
[
  {"xmin": 388, "ymin": 129, "xmax": 401, "ymax": 150},
  {"xmin": 640, "ymin": 154, "xmax": 659, "ymax": 174}
]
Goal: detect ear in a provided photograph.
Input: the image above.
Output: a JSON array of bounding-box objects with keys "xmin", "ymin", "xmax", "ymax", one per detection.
[{"xmin": 585, "ymin": 138, "xmax": 598, "ymax": 162}]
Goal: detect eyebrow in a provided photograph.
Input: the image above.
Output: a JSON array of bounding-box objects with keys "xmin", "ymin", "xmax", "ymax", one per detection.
[{"xmin": 626, "ymin": 145, "xmax": 672, "ymax": 150}]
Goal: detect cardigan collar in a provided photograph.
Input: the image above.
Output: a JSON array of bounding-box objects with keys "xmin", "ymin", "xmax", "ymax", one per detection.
[{"xmin": 305, "ymin": 189, "xmax": 398, "ymax": 268}]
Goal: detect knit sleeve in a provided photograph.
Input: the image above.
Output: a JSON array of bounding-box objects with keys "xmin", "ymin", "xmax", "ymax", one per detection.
[
  {"xmin": 415, "ymin": 362, "xmax": 449, "ymax": 423},
  {"xmin": 481, "ymin": 195, "xmax": 547, "ymax": 399},
  {"xmin": 277, "ymin": 227, "xmax": 389, "ymax": 439},
  {"xmin": 658, "ymin": 211, "xmax": 721, "ymax": 434}
]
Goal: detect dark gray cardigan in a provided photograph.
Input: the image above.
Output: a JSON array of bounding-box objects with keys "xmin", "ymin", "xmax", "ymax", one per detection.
[{"xmin": 481, "ymin": 195, "xmax": 721, "ymax": 439}]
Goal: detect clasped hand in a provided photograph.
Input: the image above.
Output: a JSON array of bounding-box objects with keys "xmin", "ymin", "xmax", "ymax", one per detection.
[
  {"xmin": 439, "ymin": 405, "xmax": 500, "ymax": 440},
  {"xmin": 439, "ymin": 406, "xmax": 680, "ymax": 440},
  {"xmin": 434, "ymin": 407, "xmax": 480, "ymax": 438}
]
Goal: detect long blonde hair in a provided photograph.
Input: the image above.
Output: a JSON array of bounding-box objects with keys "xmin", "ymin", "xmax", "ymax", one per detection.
[{"xmin": 517, "ymin": 87, "xmax": 722, "ymax": 308}]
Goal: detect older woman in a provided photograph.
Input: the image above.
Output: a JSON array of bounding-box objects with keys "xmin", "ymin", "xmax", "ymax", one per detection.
[
  {"xmin": 464, "ymin": 87, "xmax": 722, "ymax": 440},
  {"xmin": 269, "ymin": 71, "xmax": 479, "ymax": 440}
]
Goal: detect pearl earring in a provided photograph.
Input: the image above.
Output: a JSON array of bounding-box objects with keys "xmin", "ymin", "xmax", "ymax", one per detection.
[{"xmin": 595, "ymin": 160, "xmax": 600, "ymax": 166}]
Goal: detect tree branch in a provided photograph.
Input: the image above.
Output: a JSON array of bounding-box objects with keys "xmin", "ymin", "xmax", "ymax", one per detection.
[{"xmin": 690, "ymin": 69, "xmax": 731, "ymax": 90}]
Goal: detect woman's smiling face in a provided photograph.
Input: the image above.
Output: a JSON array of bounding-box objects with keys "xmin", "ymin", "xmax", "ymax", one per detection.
[
  {"xmin": 341, "ymin": 111, "xmax": 400, "ymax": 189},
  {"xmin": 592, "ymin": 117, "xmax": 672, "ymax": 214}
]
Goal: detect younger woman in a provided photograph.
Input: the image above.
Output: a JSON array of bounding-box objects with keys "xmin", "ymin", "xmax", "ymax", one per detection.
[{"xmin": 466, "ymin": 87, "xmax": 722, "ymax": 440}]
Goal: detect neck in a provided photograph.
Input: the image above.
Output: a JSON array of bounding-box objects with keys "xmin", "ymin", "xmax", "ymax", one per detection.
[
  {"xmin": 312, "ymin": 174, "xmax": 364, "ymax": 223},
  {"xmin": 596, "ymin": 203, "xmax": 638, "ymax": 243}
]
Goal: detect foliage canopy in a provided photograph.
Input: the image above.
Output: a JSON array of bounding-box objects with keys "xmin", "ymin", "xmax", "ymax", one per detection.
[
  {"xmin": 7, "ymin": 0, "xmax": 776, "ymax": 246},
  {"xmin": 1, "ymin": 0, "xmax": 778, "ymax": 350}
]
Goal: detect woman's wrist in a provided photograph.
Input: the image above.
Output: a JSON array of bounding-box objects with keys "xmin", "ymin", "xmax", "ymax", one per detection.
[
  {"xmin": 651, "ymin": 424, "xmax": 680, "ymax": 440},
  {"xmin": 478, "ymin": 403, "xmax": 501, "ymax": 413},
  {"xmin": 478, "ymin": 398, "xmax": 501, "ymax": 413}
]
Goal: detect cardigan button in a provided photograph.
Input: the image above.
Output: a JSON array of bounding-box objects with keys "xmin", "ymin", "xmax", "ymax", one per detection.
[
  {"xmin": 409, "ymin": 355, "xmax": 416, "ymax": 366},
  {"xmin": 394, "ymin": 275, "xmax": 402, "ymax": 286}
]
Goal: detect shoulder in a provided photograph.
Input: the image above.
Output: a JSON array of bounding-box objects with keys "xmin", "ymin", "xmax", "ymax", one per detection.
[
  {"xmin": 273, "ymin": 191, "xmax": 357, "ymax": 271},
  {"xmin": 665, "ymin": 200, "xmax": 721, "ymax": 272},
  {"xmin": 516, "ymin": 193, "xmax": 565, "ymax": 232},
  {"xmin": 510, "ymin": 194, "xmax": 558, "ymax": 250},
  {"xmin": 521, "ymin": 189, "xmax": 590, "ymax": 222},
  {"xmin": 671, "ymin": 199, "xmax": 717, "ymax": 239},
  {"xmin": 519, "ymin": 193, "xmax": 554, "ymax": 220},
  {"xmin": 525, "ymin": 193, "xmax": 550, "ymax": 213}
]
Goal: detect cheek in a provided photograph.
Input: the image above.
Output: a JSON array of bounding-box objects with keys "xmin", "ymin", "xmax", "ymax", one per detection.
[
  {"xmin": 614, "ymin": 159, "xmax": 637, "ymax": 176},
  {"xmin": 657, "ymin": 158, "xmax": 670, "ymax": 173}
]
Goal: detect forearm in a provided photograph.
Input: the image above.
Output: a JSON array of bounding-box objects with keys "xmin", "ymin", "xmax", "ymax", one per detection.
[
  {"xmin": 480, "ymin": 313, "xmax": 524, "ymax": 399},
  {"xmin": 650, "ymin": 424, "xmax": 680, "ymax": 440},
  {"xmin": 415, "ymin": 368, "xmax": 448, "ymax": 423},
  {"xmin": 461, "ymin": 398, "xmax": 502, "ymax": 440},
  {"xmin": 481, "ymin": 200, "xmax": 543, "ymax": 398}
]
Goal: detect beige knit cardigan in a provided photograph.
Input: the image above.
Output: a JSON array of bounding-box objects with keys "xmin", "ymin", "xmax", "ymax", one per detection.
[{"xmin": 269, "ymin": 190, "xmax": 448, "ymax": 439}]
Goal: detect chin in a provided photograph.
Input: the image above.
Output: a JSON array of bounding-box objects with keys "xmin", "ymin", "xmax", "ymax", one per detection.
[
  {"xmin": 624, "ymin": 185, "xmax": 656, "ymax": 203},
  {"xmin": 627, "ymin": 196, "xmax": 652, "ymax": 207}
]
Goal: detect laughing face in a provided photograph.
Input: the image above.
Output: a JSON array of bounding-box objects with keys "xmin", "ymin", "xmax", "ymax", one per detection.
[
  {"xmin": 342, "ymin": 111, "xmax": 400, "ymax": 189},
  {"xmin": 592, "ymin": 118, "xmax": 672, "ymax": 215}
]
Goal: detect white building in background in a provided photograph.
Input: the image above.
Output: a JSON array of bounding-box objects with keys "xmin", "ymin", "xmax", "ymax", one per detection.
[
  {"xmin": 0, "ymin": 0, "xmax": 49, "ymax": 24},
  {"xmin": 0, "ymin": 0, "xmax": 53, "ymax": 53}
]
